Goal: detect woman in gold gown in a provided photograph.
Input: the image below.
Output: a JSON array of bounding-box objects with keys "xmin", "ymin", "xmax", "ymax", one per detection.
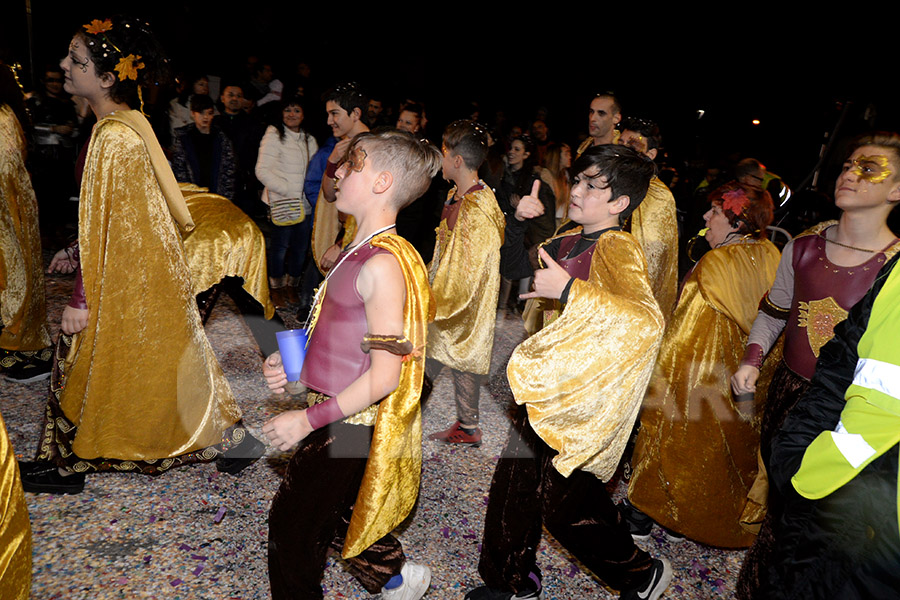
[
  {"xmin": 20, "ymin": 16, "xmax": 261, "ymax": 495},
  {"xmin": 626, "ymin": 186, "xmax": 780, "ymax": 547}
]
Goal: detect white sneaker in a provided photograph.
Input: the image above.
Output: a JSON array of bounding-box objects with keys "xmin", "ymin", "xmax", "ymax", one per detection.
[{"xmin": 381, "ymin": 562, "xmax": 431, "ymax": 600}]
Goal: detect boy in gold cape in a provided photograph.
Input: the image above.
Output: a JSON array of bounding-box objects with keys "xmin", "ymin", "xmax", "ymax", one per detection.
[
  {"xmin": 262, "ymin": 130, "xmax": 439, "ymax": 600},
  {"xmin": 465, "ymin": 146, "xmax": 672, "ymax": 600}
]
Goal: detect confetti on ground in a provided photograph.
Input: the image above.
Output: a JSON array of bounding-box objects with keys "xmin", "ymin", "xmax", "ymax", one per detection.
[{"xmin": 9, "ymin": 261, "xmax": 746, "ymax": 598}]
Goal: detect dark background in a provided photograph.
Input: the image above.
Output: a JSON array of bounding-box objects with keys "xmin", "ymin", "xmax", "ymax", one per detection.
[{"xmin": 4, "ymin": 3, "xmax": 897, "ymax": 192}]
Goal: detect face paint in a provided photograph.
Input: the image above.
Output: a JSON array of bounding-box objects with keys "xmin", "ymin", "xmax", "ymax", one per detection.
[
  {"xmin": 851, "ymin": 154, "xmax": 892, "ymax": 184},
  {"xmin": 346, "ymin": 146, "xmax": 367, "ymax": 173}
]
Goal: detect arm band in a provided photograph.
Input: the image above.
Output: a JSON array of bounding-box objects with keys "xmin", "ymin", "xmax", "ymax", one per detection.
[
  {"xmin": 740, "ymin": 343, "xmax": 765, "ymax": 370},
  {"xmin": 305, "ymin": 396, "xmax": 345, "ymax": 430},
  {"xmin": 360, "ymin": 333, "xmax": 413, "ymax": 356},
  {"xmin": 68, "ymin": 265, "xmax": 88, "ymax": 309}
]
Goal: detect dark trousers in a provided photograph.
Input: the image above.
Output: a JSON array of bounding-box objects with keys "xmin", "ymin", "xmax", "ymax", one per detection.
[
  {"xmin": 268, "ymin": 422, "xmax": 404, "ymax": 599},
  {"xmin": 478, "ymin": 405, "xmax": 652, "ymax": 593},
  {"xmin": 425, "ymin": 358, "xmax": 482, "ymax": 428},
  {"xmin": 268, "ymin": 217, "xmax": 312, "ymax": 279}
]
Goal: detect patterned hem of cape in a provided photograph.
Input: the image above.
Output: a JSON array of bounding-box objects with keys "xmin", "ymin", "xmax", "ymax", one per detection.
[{"xmin": 35, "ymin": 334, "xmax": 247, "ymax": 475}]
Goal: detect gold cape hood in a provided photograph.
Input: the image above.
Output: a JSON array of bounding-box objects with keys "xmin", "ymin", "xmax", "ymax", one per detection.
[
  {"xmin": 0, "ymin": 104, "xmax": 50, "ymax": 351},
  {"xmin": 343, "ymin": 233, "xmax": 434, "ymax": 558},
  {"xmin": 61, "ymin": 110, "xmax": 241, "ymax": 460},
  {"xmin": 427, "ymin": 186, "xmax": 504, "ymax": 375},
  {"xmin": 508, "ymin": 230, "xmax": 664, "ymax": 480}
]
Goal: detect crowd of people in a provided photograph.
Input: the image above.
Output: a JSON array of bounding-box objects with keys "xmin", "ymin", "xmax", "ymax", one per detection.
[{"xmin": 1, "ymin": 13, "xmax": 900, "ymax": 600}]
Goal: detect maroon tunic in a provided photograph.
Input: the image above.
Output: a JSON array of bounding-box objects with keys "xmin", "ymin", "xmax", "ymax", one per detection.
[
  {"xmin": 784, "ymin": 232, "xmax": 893, "ymax": 379},
  {"xmin": 300, "ymin": 243, "xmax": 389, "ymax": 396},
  {"xmin": 556, "ymin": 234, "xmax": 596, "ymax": 282}
]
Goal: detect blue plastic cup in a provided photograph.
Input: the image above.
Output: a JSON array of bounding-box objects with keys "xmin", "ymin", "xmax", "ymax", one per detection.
[{"xmin": 276, "ymin": 329, "xmax": 308, "ymax": 382}]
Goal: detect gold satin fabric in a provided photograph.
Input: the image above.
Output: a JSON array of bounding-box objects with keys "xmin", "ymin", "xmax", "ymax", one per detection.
[
  {"xmin": 630, "ymin": 177, "xmax": 678, "ymax": 321},
  {"xmin": 574, "ymin": 130, "xmax": 621, "ymax": 158},
  {"xmin": 0, "ymin": 411, "xmax": 30, "ymax": 600},
  {"xmin": 629, "ymin": 238, "xmax": 780, "ymax": 548},
  {"xmin": 0, "ymin": 104, "xmax": 50, "ymax": 351},
  {"xmin": 311, "ymin": 186, "xmax": 356, "ymax": 274},
  {"xmin": 426, "ymin": 186, "xmax": 504, "ymax": 375},
  {"xmin": 180, "ymin": 185, "xmax": 274, "ymax": 318},
  {"xmin": 343, "ymin": 233, "xmax": 434, "ymax": 558},
  {"xmin": 61, "ymin": 110, "xmax": 241, "ymax": 461},
  {"xmin": 508, "ymin": 231, "xmax": 664, "ymax": 480}
]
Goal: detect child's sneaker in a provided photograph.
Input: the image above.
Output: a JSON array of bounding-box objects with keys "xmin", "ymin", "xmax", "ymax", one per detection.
[
  {"xmin": 619, "ymin": 558, "xmax": 672, "ymax": 600},
  {"xmin": 428, "ymin": 422, "xmax": 482, "ymax": 447},
  {"xmin": 381, "ymin": 562, "xmax": 431, "ymax": 600}
]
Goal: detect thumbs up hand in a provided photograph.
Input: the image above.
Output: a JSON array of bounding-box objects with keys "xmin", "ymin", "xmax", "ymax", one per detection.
[
  {"xmin": 515, "ymin": 180, "xmax": 545, "ymax": 222},
  {"xmin": 520, "ymin": 248, "xmax": 573, "ymax": 301}
]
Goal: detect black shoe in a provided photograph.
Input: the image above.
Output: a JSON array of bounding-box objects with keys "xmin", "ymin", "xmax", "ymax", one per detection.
[
  {"xmin": 19, "ymin": 461, "xmax": 85, "ymax": 495},
  {"xmin": 2, "ymin": 348, "xmax": 52, "ymax": 383},
  {"xmin": 464, "ymin": 584, "xmax": 543, "ymax": 599},
  {"xmin": 216, "ymin": 432, "xmax": 266, "ymax": 475},
  {"xmin": 619, "ymin": 558, "xmax": 672, "ymax": 600},
  {"xmin": 618, "ymin": 499, "xmax": 653, "ymax": 541}
]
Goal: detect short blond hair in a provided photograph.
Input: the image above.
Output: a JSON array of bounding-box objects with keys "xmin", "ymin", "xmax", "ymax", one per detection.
[{"xmin": 349, "ymin": 130, "xmax": 442, "ymax": 208}]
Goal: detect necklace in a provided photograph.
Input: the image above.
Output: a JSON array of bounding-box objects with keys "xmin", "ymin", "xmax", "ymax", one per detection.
[
  {"xmin": 822, "ymin": 234, "xmax": 877, "ymax": 253},
  {"xmin": 302, "ymin": 223, "xmax": 397, "ymax": 330}
]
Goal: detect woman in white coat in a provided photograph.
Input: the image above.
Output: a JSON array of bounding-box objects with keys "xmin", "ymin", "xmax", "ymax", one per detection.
[{"xmin": 255, "ymin": 96, "xmax": 318, "ymax": 306}]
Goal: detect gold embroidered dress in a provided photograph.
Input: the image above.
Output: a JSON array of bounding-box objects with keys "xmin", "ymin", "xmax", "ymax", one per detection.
[
  {"xmin": 0, "ymin": 104, "xmax": 50, "ymax": 352},
  {"xmin": 629, "ymin": 237, "xmax": 780, "ymax": 547},
  {"xmin": 629, "ymin": 177, "xmax": 678, "ymax": 320},
  {"xmin": 427, "ymin": 186, "xmax": 504, "ymax": 375},
  {"xmin": 52, "ymin": 110, "xmax": 241, "ymax": 463},
  {"xmin": 0, "ymin": 411, "xmax": 30, "ymax": 600},
  {"xmin": 508, "ymin": 231, "xmax": 664, "ymax": 480}
]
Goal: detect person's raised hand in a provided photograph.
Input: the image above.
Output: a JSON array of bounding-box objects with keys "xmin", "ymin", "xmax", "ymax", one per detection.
[
  {"xmin": 520, "ymin": 248, "xmax": 572, "ymax": 301},
  {"xmin": 515, "ymin": 179, "xmax": 545, "ymax": 222}
]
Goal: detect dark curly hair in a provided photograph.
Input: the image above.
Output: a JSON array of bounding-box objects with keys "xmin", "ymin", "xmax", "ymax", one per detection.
[{"xmin": 78, "ymin": 15, "xmax": 170, "ymax": 108}]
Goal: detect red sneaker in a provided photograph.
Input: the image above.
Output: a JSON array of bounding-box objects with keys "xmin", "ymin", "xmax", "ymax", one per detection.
[{"xmin": 428, "ymin": 422, "xmax": 482, "ymax": 447}]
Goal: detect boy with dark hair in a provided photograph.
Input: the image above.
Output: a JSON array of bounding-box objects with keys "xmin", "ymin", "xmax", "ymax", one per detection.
[
  {"xmin": 262, "ymin": 129, "xmax": 441, "ymax": 600},
  {"xmin": 426, "ymin": 120, "xmax": 505, "ymax": 445},
  {"xmin": 466, "ymin": 145, "xmax": 672, "ymax": 600},
  {"xmin": 171, "ymin": 93, "xmax": 237, "ymax": 199},
  {"xmin": 312, "ymin": 82, "xmax": 371, "ymax": 271}
]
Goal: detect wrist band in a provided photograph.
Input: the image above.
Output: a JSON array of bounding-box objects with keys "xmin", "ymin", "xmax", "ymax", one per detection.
[
  {"xmin": 305, "ymin": 396, "xmax": 345, "ymax": 430},
  {"xmin": 740, "ymin": 343, "xmax": 765, "ymax": 370},
  {"xmin": 325, "ymin": 160, "xmax": 339, "ymax": 180}
]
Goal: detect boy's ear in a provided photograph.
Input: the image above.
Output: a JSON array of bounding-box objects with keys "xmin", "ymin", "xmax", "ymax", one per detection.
[
  {"xmin": 609, "ymin": 194, "xmax": 630, "ymax": 216},
  {"xmin": 646, "ymin": 148, "xmax": 658, "ymax": 161},
  {"xmin": 350, "ymin": 107, "xmax": 362, "ymax": 122},
  {"xmin": 373, "ymin": 170, "xmax": 393, "ymax": 194}
]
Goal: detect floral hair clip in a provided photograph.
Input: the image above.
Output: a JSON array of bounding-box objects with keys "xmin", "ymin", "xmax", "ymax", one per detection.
[
  {"xmin": 115, "ymin": 54, "xmax": 144, "ymax": 81},
  {"xmin": 82, "ymin": 18, "xmax": 143, "ymax": 81},
  {"xmin": 721, "ymin": 189, "xmax": 750, "ymax": 218},
  {"xmin": 83, "ymin": 19, "xmax": 112, "ymax": 35}
]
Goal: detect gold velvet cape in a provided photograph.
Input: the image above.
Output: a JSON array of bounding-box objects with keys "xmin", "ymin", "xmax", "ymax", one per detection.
[
  {"xmin": 61, "ymin": 110, "xmax": 241, "ymax": 461},
  {"xmin": 629, "ymin": 238, "xmax": 780, "ymax": 547},
  {"xmin": 426, "ymin": 186, "xmax": 504, "ymax": 375},
  {"xmin": 630, "ymin": 177, "xmax": 678, "ymax": 321},
  {"xmin": 181, "ymin": 185, "xmax": 274, "ymax": 317},
  {"xmin": 508, "ymin": 230, "xmax": 664, "ymax": 480},
  {"xmin": 0, "ymin": 104, "xmax": 50, "ymax": 351},
  {"xmin": 0, "ymin": 411, "xmax": 30, "ymax": 599},
  {"xmin": 343, "ymin": 233, "xmax": 434, "ymax": 558}
]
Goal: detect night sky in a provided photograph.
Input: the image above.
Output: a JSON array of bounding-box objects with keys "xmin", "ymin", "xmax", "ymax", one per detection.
[{"xmin": 4, "ymin": 3, "xmax": 897, "ymax": 191}]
